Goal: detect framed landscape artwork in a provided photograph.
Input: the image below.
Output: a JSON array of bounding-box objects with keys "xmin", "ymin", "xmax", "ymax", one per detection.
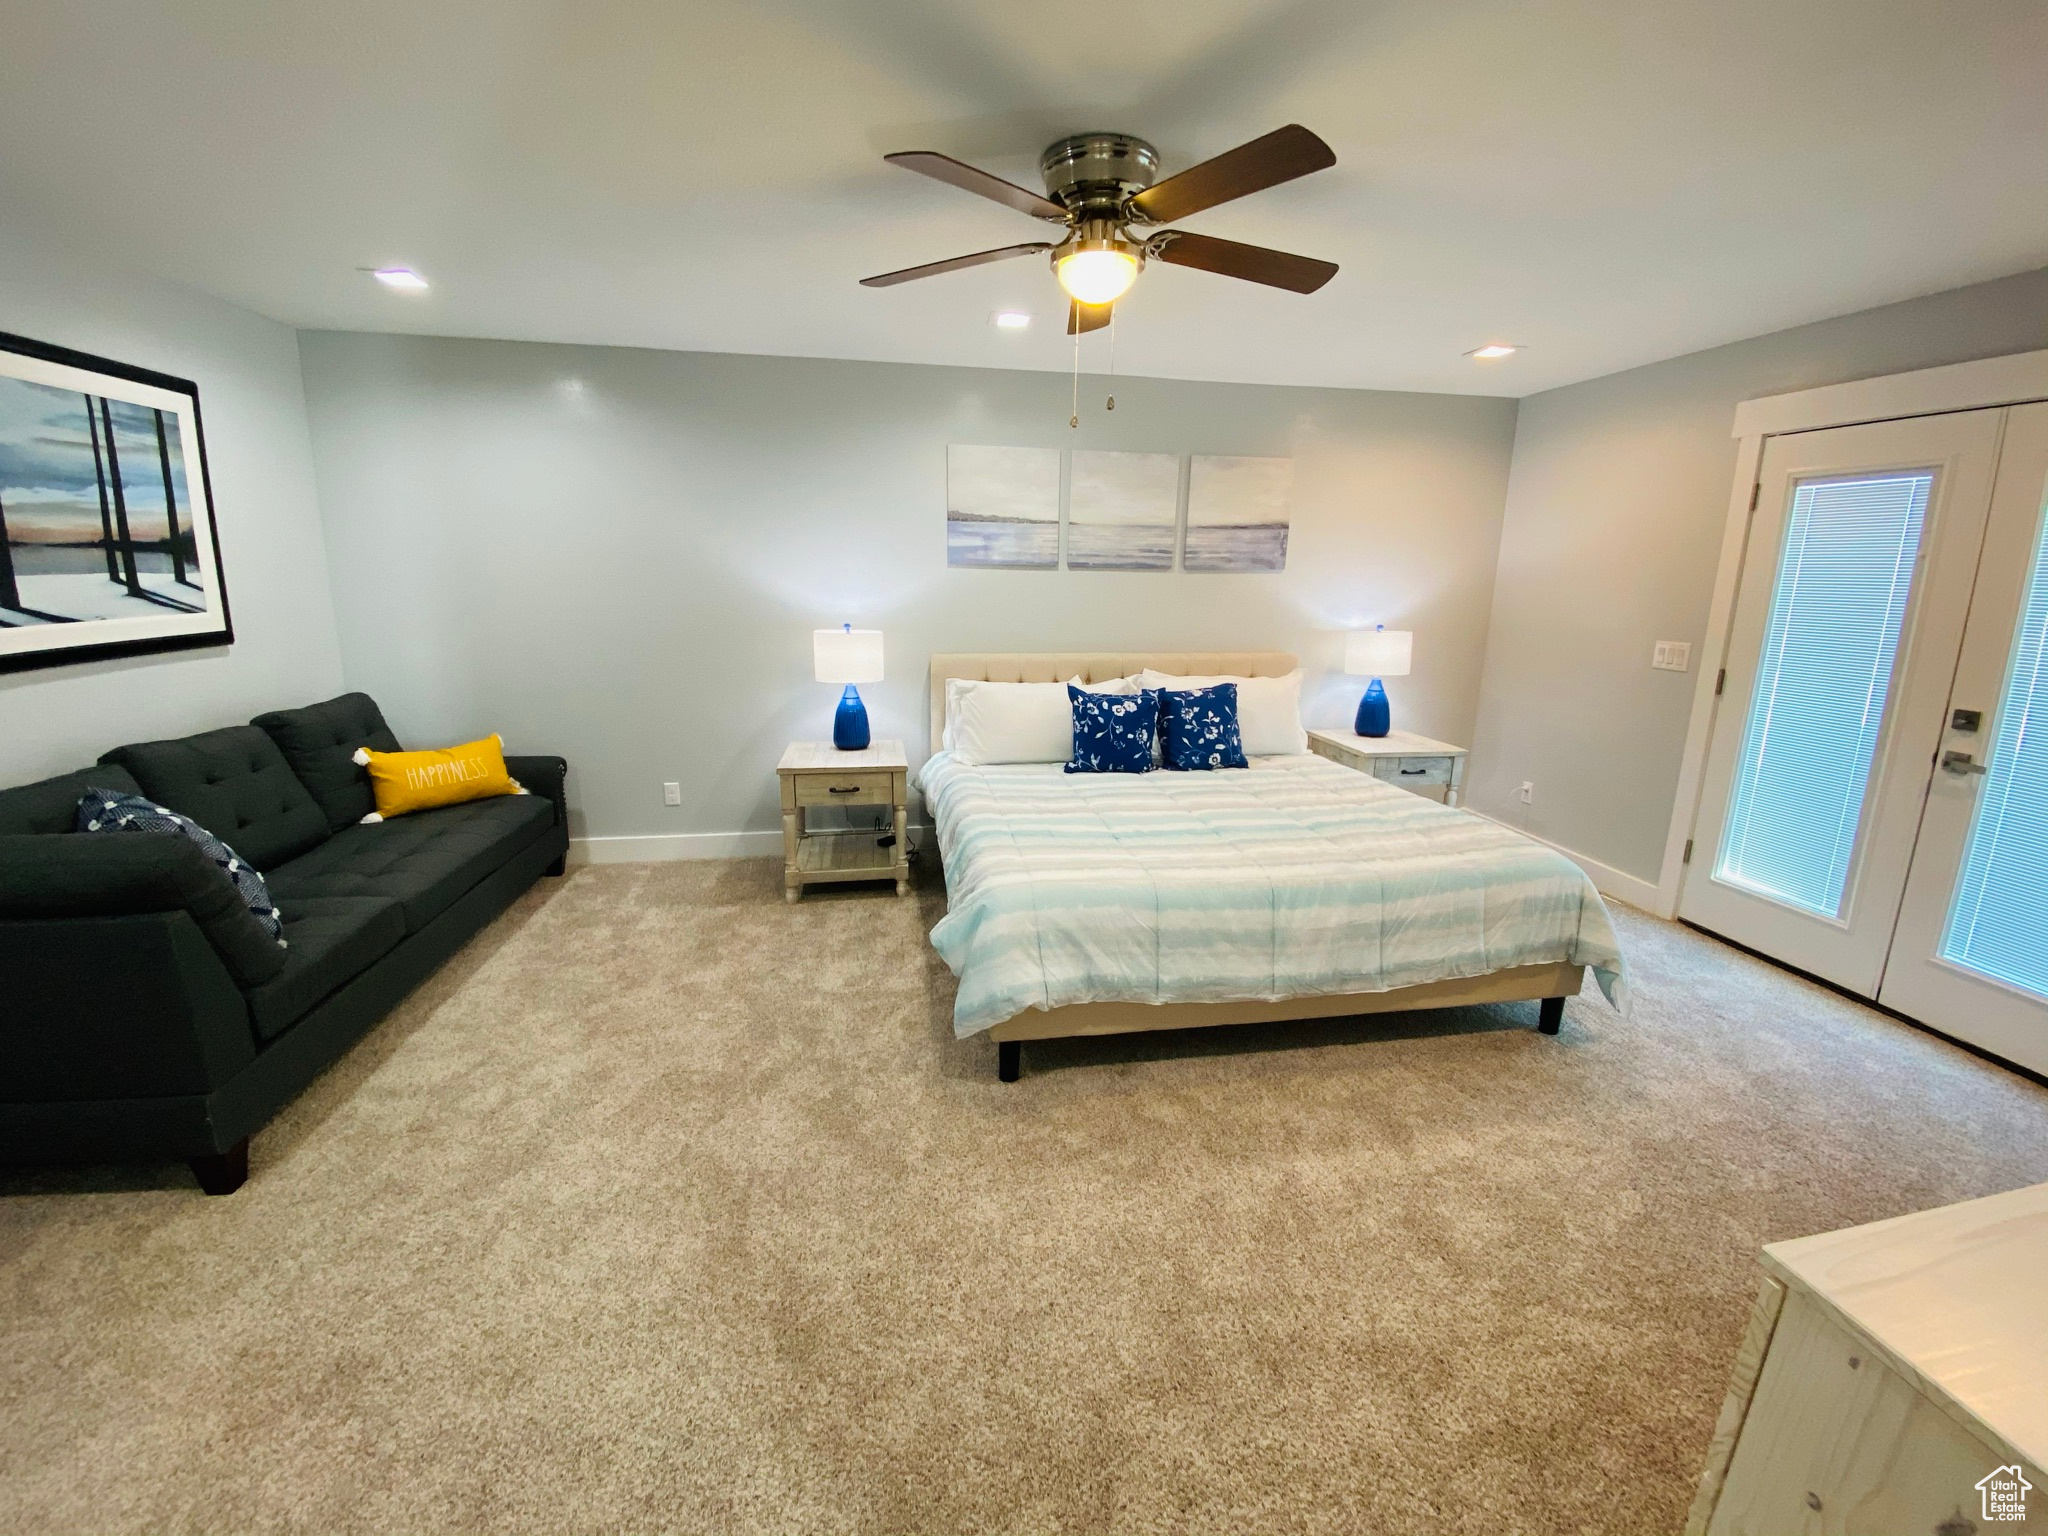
[
  {"xmin": 1066, "ymin": 450, "xmax": 1179, "ymax": 570},
  {"xmin": 0, "ymin": 331, "xmax": 230, "ymax": 672},
  {"xmin": 946, "ymin": 444, "xmax": 1060, "ymax": 568},
  {"xmin": 1184, "ymin": 454, "xmax": 1292, "ymax": 572}
]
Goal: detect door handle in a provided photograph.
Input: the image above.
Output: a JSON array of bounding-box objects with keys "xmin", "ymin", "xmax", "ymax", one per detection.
[{"xmin": 1941, "ymin": 750, "xmax": 1989, "ymax": 777}]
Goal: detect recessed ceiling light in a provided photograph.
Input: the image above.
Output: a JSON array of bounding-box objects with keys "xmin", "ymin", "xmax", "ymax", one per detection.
[
  {"xmin": 369, "ymin": 267, "xmax": 429, "ymax": 292},
  {"xmin": 1467, "ymin": 343, "xmax": 1519, "ymax": 360},
  {"xmin": 992, "ymin": 311, "xmax": 1032, "ymax": 330}
]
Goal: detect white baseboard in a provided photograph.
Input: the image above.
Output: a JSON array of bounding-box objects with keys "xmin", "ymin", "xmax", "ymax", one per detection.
[
  {"xmin": 1473, "ymin": 813, "xmax": 1666, "ymax": 914},
  {"xmin": 569, "ymin": 830, "xmax": 784, "ymax": 865}
]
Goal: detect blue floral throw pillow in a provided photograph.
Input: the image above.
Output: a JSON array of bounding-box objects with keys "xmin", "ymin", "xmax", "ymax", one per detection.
[
  {"xmin": 1065, "ymin": 684, "xmax": 1159, "ymax": 774},
  {"xmin": 76, "ymin": 787, "xmax": 287, "ymax": 946},
  {"xmin": 1160, "ymin": 683, "xmax": 1249, "ymax": 771}
]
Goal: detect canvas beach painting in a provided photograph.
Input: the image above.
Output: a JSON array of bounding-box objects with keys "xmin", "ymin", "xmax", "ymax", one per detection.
[
  {"xmin": 1066, "ymin": 450, "xmax": 1179, "ymax": 570},
  {"xmin": 947, "ymin": 444, "xmax": 1060, "ymax": 568},
  {"xmin": 0, "ymin": 332, "xmax": 228, "ymax": 671},
  {"xmin": 1184, "ymin": 454, "xmax": 1292, "ymax": 572}
]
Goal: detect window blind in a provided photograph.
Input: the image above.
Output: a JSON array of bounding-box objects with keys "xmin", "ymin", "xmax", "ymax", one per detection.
[
  {"xmin": 1942, "ymin": 501, "xmax": 2048, "ymax": 998},
  {"xmin": 1716, "ymin": 471, "xmax": 1933, "ymax": 917}
]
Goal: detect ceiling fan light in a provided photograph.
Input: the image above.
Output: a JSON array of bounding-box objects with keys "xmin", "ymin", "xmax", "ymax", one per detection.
[{"xmin": 1056, "ymin": 248, "xmax": 1140, "ymax": 306}]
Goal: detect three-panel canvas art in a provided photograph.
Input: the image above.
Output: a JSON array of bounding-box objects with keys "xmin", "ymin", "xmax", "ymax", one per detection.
[{"xmin": 947, "ymin": 444, "xmax": 1292, "ymax": 572}]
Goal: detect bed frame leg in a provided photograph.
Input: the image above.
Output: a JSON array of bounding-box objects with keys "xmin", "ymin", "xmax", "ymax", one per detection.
[
  {"xmin": 998, "ymin": 1040, "xmax": 1022, "ymax": 1082},
  {"xmin": 1537, "ymin": 996, "xmax": 1566, "ymax": 1035}
]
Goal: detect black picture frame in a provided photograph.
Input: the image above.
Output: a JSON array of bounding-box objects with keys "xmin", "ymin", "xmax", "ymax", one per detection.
[{"xmin": 0, "ymin": 329, "xmax": 231, "ymax": 674}]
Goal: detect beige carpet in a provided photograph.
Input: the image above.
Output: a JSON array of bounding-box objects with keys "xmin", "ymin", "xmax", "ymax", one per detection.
[{"xmin": 5, "ymin": 859, "xmax": 2048, "ymax": 1534}]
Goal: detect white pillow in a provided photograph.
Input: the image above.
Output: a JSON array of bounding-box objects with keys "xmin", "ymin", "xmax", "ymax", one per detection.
[
  {"xmin": 1069, "ymin": 674, "xmax": 1139, "ymax": 695},
  {"xmin": 946, "ymin": 679, "xmax": 1075, "ymax": 765},
  {"xmin": 1136, "ymin": 669, "xmax": 1307, "ymax": 756}
]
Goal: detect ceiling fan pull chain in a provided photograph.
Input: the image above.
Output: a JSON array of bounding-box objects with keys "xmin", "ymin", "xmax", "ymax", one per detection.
[
  {"xmin": 1106, "ymin": 308, "xmax": 1117, "ymax": 411},
  {"xmin": 1070, "ymin": 323, "xmax": 1080, "ymax": 429}
]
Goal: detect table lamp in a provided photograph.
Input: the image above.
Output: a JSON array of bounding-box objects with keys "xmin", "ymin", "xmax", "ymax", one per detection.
[
  {"xmin": 814, "ymin": 624, "xmax": 883, "ymax": 750},
  {"xmin": 1345, "ymin": 626, "xmax": 1412, "ymax": 738}
]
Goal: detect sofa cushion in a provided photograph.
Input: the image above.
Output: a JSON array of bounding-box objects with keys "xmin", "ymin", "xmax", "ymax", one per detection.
[
  {"xmin": 245, "ymin": 896, "xmax": 407, "ymax": 1040},
  {"xmin": 0, "ymin": 765, "xmax": 143, "ymax": 836},
  {"xmin": 266, "ymin": 794, "xmax": 555, "ymax": 933},
  {"xmin": 253, "ymin": 693, "xmax": 403, "ymax": 832},
  {"xmin": 0, "ymin": 831, "xmax": 288, "ymax": 987},
  {"xmin": 102, "ymin": 726, "xmax": 330, "ymax": 872}
]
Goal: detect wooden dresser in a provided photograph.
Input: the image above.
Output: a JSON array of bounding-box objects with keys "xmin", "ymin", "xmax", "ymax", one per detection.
[{"xmin": 1687, "ymin": 1182, "xmax": 2047, "ymax": 1535}]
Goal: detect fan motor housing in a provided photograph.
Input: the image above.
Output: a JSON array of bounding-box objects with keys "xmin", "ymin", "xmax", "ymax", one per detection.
[{"xmin": 1040, "ymin": 133, "xmax": 1160, "ymax": 214}]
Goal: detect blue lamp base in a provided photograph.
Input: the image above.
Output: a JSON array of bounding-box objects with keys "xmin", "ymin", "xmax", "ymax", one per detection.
[
  {"xmin": 1354, "ymin": 677, "xmax": 1390, "ymax": 738},
  {"xmin": 833, "ymin": 685, "xmax": 871, "ymax": 750}
]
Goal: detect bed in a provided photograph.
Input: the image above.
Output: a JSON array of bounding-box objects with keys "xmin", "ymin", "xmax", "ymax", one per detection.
[{"xmin": 917, "ymin": 652, "xmax": 1628, "ymax": 1080}]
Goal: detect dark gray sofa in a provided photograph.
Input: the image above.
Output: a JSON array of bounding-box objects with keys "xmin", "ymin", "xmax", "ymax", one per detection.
[{"xmin": 0, "ymin": 693, "xmax": 567, "ymax": 1193}]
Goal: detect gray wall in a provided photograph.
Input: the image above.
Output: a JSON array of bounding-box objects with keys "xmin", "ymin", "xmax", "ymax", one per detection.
[
  {"xmin": 1467, "ymin": 266, "xmax": 2048, "ymax": 886},
  {"xmin": 297, "ymin": 332, "xmax": 1518, "ymax": 848},
  {"xmin": 0, "ymin": 220, "xmax": 342, "ymax": 786}
]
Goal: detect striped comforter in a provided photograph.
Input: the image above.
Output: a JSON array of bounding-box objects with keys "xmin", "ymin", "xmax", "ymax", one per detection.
[{"xmin": 918, "ymin": 751, "xmax": 1628, "ymax": 1037}]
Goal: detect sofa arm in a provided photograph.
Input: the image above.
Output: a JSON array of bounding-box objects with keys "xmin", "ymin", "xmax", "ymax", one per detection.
[
  {"xmin": 0, "ymin": 910, "xmax": 256, "ymax": 1101},
  {"xmin": 505, "ymin": 755, "xmax": 568, "ymax": 835},
  {"xmin": 0, "ymin": 833, "xmax": 286, "ymax": 987}
]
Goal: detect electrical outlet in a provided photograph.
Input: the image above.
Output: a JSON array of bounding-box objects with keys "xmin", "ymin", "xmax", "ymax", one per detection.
[
  {"xmin": 1653, "ymin": 640, "xmax": 1692, "ymax": 672},
  {"xmin": 662, "ymin": 782, "xmax": 681, "ymax": 807},
  {"xmin": 1519, "ymin": 781, "xmax": 1534, "ymax": 805}
]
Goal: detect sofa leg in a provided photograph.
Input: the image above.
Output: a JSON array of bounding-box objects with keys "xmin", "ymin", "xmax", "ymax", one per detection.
[
  {"xmin": 1537, "ymin": 996, "xmax": 1566, "ymax": 1035},
  {"xmin": 998, "ymin": 1040, "xmax": 1022, "ymax": 1082},
  {"xmin": 189, "ymin": 1138, "xmax": 249, "ymax": 1195},
  {"xmin": 545, "ymin": 854, "xmax": 567, "ymax": 877}
]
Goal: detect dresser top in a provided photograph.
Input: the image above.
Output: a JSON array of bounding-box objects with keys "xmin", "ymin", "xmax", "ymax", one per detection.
[
  {"xmin": 1307, "ymin": 727, "xmax": 1466, "ymax": 758},
  {"xmin": 1763, "ymin": 1180, "xmax": 2048, "ymax": 1467},
  {"xmin": 778, "ymin": 740, "xmax": 907, "ymax": 773}
]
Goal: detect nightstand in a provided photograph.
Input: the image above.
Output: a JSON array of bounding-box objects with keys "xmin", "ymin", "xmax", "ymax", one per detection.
[
  {"xmin": 777, "ymin": 741, "xmax": 909, "ymax": 902},
  {"xmin": 1306, "ymin": 727, "xmax": 1468, "ymax": 806}
]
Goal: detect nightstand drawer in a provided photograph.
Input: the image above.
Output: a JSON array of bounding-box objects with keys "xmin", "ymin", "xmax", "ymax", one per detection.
[
  {"xmin": 1372, "ymin": 756, "xmax": 1453, "ymax": 787},
  {"xmin": 792, "ymin": 770, "xmax": 895, "ymax": 807}
]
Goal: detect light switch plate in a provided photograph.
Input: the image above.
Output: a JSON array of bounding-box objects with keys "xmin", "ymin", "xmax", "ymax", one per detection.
[{"xmin": 1653, "ymin": 640, "xmax": 1692, "ymax": 672}]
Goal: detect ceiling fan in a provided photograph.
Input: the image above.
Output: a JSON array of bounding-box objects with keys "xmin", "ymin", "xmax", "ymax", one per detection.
[{"xmin": 860, "ymin": 125, "xmax": 1339, "ymax": 335}]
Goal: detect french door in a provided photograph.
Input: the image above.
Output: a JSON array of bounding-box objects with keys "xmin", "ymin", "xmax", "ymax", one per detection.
[
  {"xmin": 1878, "ymin": 403, "xmax": 2048, "ymax": 1069},
  {"xmin": 1681, "ymin": 403, "xmax": 2048, "ymax": 1075}
]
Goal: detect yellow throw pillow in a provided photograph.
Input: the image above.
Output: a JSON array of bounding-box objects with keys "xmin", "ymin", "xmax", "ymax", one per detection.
[{"xmin": 351, "ymin": 734, "xmax": 528, "ymax": 822}]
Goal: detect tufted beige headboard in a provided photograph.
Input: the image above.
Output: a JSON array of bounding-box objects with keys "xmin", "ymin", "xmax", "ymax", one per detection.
[{"xmin": 927, "ymin": 652, "xmax": 1298, "ymax": 754}]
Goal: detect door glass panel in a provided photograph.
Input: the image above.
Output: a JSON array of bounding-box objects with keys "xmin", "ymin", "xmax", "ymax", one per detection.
[
  {"xmin": 1716, "ymin": 470, "xmax": 1934, "ymax": 916},
  {"xmin": 1941, "ymin": 498, "xmax": 2048, "ymax": 997}
]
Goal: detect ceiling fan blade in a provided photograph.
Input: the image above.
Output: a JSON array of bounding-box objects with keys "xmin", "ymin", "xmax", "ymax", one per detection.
[
  {"xmin": 1149, "ymin": 231, "xmax": 1337, "ymax": 294},
  {"xmin": 884, "ymin": 151, "xmax": 1069, "ymax": 222},
  {"xmin": 860, "ymin": 242, "xmax": 1056, "ymax": 288},
  {"xmin": 1067, "ymin": 300, "xmax": 1113, "ymax": 336},
  {"xmin": 1128, "ymin": 124, "xmax": 1335, "ymax": 224}
]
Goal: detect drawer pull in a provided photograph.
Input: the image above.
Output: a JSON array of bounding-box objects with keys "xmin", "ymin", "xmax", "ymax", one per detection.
[
  {"xmin": 828, "ymin": 785, "xmax": 861, "ymax": 794},
  {"xmin": 1400, "ymin": 767, "xmax": 1428, "ymax": 775}
]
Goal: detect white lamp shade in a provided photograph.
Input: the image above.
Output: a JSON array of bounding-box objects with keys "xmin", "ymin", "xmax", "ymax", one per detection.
[
  {"xmin": 1345, "ymin": 629, "xmax": 1413, "ymax": 677},
  {"xmin": 814, "ymin": 628, "xmax": 884, "ymax": 685}
]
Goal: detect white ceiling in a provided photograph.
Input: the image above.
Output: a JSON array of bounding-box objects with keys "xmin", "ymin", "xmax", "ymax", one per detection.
[{"xmin": 2, "ymin": 0, "xmax": 2044, "ymax": 397}]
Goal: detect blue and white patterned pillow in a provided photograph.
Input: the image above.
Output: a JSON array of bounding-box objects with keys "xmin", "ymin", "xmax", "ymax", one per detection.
[
  {"xmin": 76, "ymin": 787, "xmax": 287, "ymax": 946},
  {"xmin": 1065, "ymin": 684, "xmax": 1159, "ymax": 774},
  {"xmin": 1160, "ymin": 683, "xmax": 1248, "ymax": 771}
]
